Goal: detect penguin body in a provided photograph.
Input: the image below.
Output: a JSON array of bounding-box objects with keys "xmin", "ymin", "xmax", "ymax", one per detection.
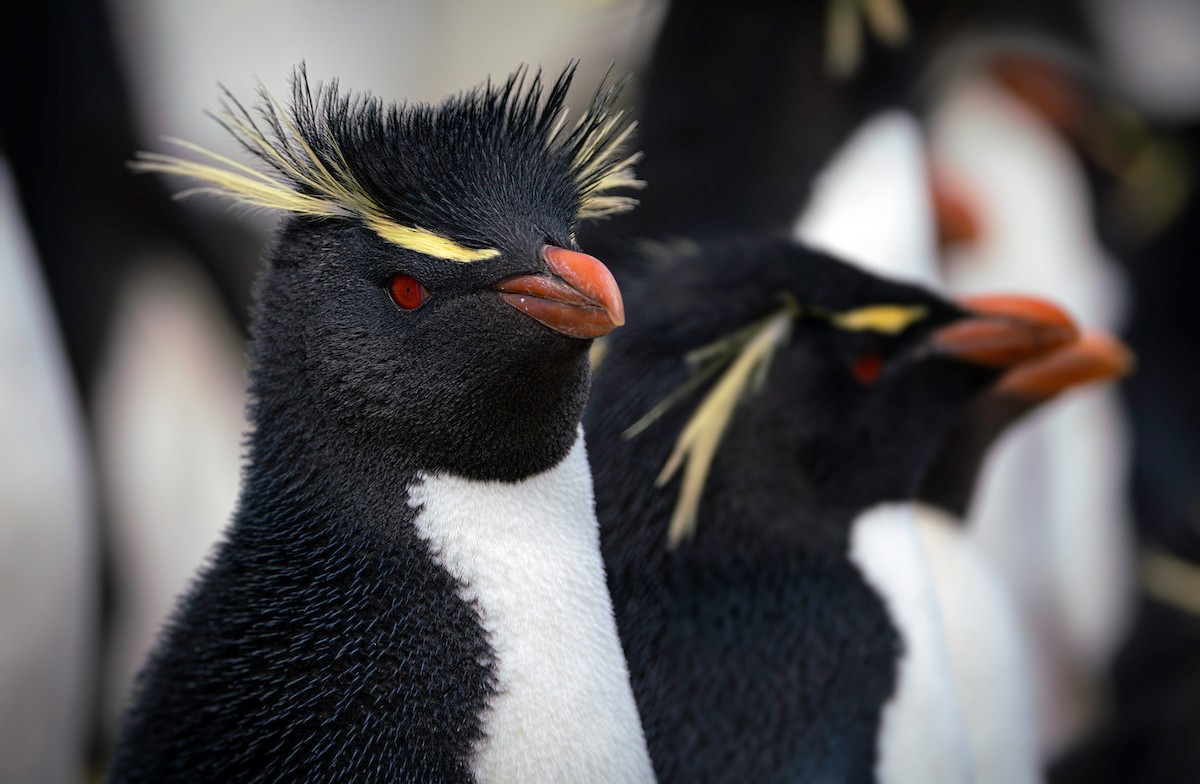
[
  {"xmin": 95, "ymin": 262, "xmax": 246, "ymax": 738},
  {"xmin": 111, "ymin": 67, "xmax": 651, "ymax": 782},
  {"xmin": 588, "ymin": 238, "xmax": 1074, "ymax": 782},
  {"xmin": 916, "ymin": 394, "xmax": 1042, "ymax": 784},
  {"xmin": 849, "ymin": 502, "xmax": 976, "ymax": 783}
]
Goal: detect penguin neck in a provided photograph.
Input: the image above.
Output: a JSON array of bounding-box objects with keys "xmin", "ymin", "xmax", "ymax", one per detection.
[
  {"xmin": 918, "ymin": 394, "xmax": 1039, "ymax": 519},
  {"xmin": 239, "ymin": 381, "xmax": 419, "ymax": 535}
]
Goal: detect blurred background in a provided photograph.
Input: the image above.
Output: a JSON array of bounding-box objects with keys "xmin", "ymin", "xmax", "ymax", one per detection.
[{"xmin": 2, "ymin": 0, "xmax": 1199, "ymax": 781}]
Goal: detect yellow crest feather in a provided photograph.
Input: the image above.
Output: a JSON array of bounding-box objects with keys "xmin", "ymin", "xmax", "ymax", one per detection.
[
  {"xmin": 132, "ymin": 65, "xmax": 642, "ymax": 260},
  {"xmin": 132, "ymin": 95, "xmax": 502, "ymax": 263},
  {"xmin": 825, "ymin": 0, "xmax": 911, "ymax": 78},
  {"xmin": 626, "ymin": 302, "xmax": 798, "ymax": 548}
]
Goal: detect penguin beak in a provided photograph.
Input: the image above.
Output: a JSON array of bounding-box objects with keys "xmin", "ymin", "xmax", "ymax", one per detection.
[
  {"xmin": 993, "ymin": 331, "xmax": 1134, "ymax": 400},
  {"xmin": 930, "ymin": 295, "xmax": 1079, "ymax": 367},
  {"xmin": 494, "ymin": 246, "xmax": 626, "ymax": 339},
  {"xmin": 931, "ymin": 164, "xmax": 983, "ymax": 249}
]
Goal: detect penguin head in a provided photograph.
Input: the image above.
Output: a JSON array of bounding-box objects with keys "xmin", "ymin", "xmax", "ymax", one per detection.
[
  {"xmin": 598, "ymin": 237, "xmax": 1076, "ymax": 542},
  {"xmin": 138, "ymin": 64, "xmax": 640, "ymax": 481},
  {"xmin": 256, "ymin": 222, "xmax": 624, "ymax": 482}
]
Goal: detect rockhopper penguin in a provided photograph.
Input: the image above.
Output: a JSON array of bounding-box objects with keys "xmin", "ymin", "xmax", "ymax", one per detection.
[
  {"xmin": 109, "ymin": 65, "xmax": 654, "ymax": 782},
  {"xmin": 586, "ymin": 238, "xmax": 1079, "ymax": 783},
  {"xmin": 790, "ymin": 98, "xmax": 1130, "ymax": 783}
]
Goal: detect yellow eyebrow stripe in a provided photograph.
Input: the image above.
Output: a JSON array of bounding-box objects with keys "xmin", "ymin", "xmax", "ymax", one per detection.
[
  {"xmin": 133, "ymin": 147, "xmax": 499, "ymax": 262},
  {"xmin": 829, "ymin": 304, "xmax": 928, "ymax": 334},
  {"xmin": 364, "ymin": 218, "xmax": 500, "ymax": 262}
]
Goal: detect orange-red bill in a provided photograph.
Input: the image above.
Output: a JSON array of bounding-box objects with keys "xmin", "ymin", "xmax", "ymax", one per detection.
[
  {"xmin": 931, "ymin": 294, "xmax": 1079, "ymax": 367},
  {"xmin": 994, "ymin": 331, "xmax": 1135, "ymax": 400},
  {"xmin": 494, "ymin": 246, "xmax": 625, "ymax": 339},
  {"xmin": 930, "ymin": 165, "xmax": 984, "ymax": 249}
]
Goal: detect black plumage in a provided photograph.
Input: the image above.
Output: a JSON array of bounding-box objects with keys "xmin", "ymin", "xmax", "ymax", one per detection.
[
  {"xmin": 110, "ymin": 65, "xmax": 638, "ymax": 782},
  {"xmin": 585, "ymin": 0, "xmax": 959, "ymax": 257},
  {"xmin": 586, "ymin": 238, "xmax": 1062, "ymax": 782},
  {"xmin": 920, "ymin": 392, "xmax": 1040, "ymax": 518}
]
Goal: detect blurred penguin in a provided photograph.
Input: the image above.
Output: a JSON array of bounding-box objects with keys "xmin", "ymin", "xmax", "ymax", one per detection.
[
  {"xmin": 0, "ymin": 157, "xmax": 95, "ymax": 784},
  {"xmin": 927, "ymin": 45, "xmax": 1135, "ymax": 756},
  {"xmin": 794, "ymin": 107, "xmax": 1045, "ymax": 784}
]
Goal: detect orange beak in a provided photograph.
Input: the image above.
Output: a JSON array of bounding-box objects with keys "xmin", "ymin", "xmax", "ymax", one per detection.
[
  {"xmin": 931, "ymin": 294, "xmax": 1079, "ymax": 367},
  {"xmin": 931, "ymin": 165, "xmax": 984, "ymax": 249},
  {"xmin": 494, "ymin": 246, "xmax": 626, "ymax": 339},
  {"xmin": 994, "ymin": 331, "xmax": 1134, "ymax": 400}
]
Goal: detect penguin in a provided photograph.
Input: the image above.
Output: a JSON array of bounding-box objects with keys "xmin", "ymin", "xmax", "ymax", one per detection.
[
  {"xmin": 1045, "ymin": 5, "xmax": 1200, "ymax": 776},
  {"xmin": 582, "ymin": 0, "xmax": 963, "ymax": 262},
  {"xmin": 586, "ymin": 237, "xmax": 1078, "ymax": 782},
  {"xmin": 0, "ymin": 156, "xmax": 95, "ymax": 784},
  {"xmin": 1, "ymin": 1, "xmax": 269, "ymax": 762},
  {"xmin": 788, "ymin": 41, "xmax": 1136, "ymax": 776},
  {"xmin": 791, "ymin": 102, "xmax": 1042, "ymax": 784},
  {"xmin": 94, "ymin": 262, "xmax": 247, "ymax": 742},
  {"xmin": 928, "ymin": 54, "xmax": 1135, "ymax": 756},
  {"xmin": 795, "ymin": 109, "xmax": 943, "ymax": 289},
  {"xmin": 109, "ymin": 65, "xmax": 653, "ymax": 782}
]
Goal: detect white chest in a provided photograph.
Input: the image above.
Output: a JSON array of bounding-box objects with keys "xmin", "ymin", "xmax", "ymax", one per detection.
[
  {"xmin": 407, "ymin": 431, "xmax": 654, "ymax": 783},
  {"xmin": 916, "ymin": 504, "xmax": 1039, "ymax": 784},
  {"xmin": 849, "ymin": 503, "xmax": 974, "ymax": 784}
]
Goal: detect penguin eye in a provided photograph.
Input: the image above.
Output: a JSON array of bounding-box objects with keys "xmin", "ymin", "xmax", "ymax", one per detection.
[
  {"xmin": 388, "ymin": 274, "xmax": 428, "ymax": 310},
  {"xmin": 851, "ymin": 352, "xmax": 884, "ymax": 385}
]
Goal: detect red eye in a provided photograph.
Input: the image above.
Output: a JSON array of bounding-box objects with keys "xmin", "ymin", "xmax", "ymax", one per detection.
[
  {"xmin": 389, "ymin": 274, "xmax": 428, "ymax": 310},
  {"xmin": 852, "ymin": 353, "xmax": 884, "ymax": 385}
]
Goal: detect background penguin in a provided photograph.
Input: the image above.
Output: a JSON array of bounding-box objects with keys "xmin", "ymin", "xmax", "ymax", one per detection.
[
  {"xmin": 928, "ymin": 51, "xmax": 1135, "ymax": 755},
  {"xmin": 109, "ymin": 65, "xmax": 653, "ymax": 782},
  {"xmin": 790, "ymin": 100, "xmax": 1039, "ymax": 783},
  {"xmin": 1044, "ymin": 3, "xmax": 1200, "ymax": 777},
  {"xmin": 795, "ymin": 109, "xmax": 943, "ymax": 289},
  {"xmin": 582, "ymin": 0, "xmax": 963, "ymax": 263},
  {"xmin": 0, "ymin": 1, "xmax": 263, "ymax": 765},
  {"xmin": 0, "ymin": 158, "xmax": 96, "ymax": 783},
  {"xmin": 586, "ymin": 237, "xmax": 1078, "ymax": 782},
  {"xmin": 787, "ymin": 29, "xmax": 1137, "ymax": 777},
  {"xmin": 791, "ymin": 94, "xmax": 1126, "ymax": 783}
]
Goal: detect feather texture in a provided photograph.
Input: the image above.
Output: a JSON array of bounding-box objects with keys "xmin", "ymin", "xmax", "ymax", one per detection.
[
  {"xmin": 626, "ymin": 296, "xmax": 932, "ymax": 546},
  {"xmin": 132, "ymin": 63, "xmax": 642, "ymax": 259}
]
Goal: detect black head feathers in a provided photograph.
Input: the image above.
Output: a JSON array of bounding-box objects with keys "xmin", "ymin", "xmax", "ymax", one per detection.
[{"xmin": 133, "ymin": 63, "xmax": 642, "ymax": 263}]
